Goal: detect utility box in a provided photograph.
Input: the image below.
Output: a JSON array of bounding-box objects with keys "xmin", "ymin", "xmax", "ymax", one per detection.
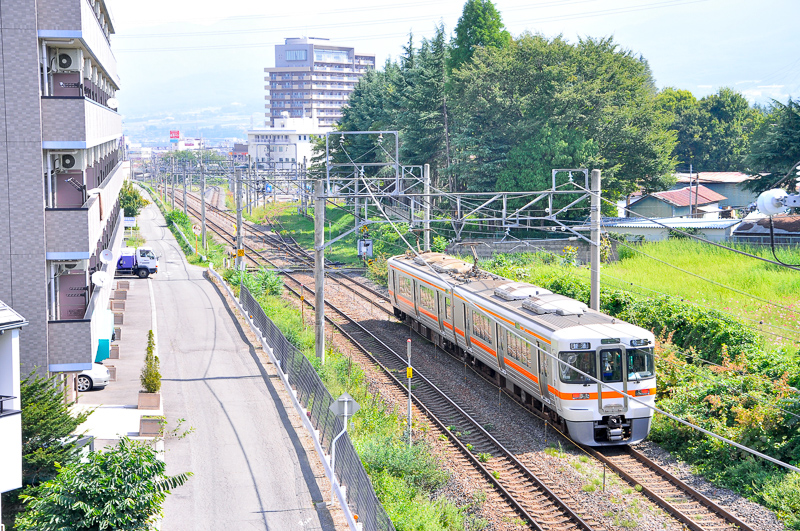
[{"xmin": 357, "ymin": 239, "xmax": 373, "ymax": 259}]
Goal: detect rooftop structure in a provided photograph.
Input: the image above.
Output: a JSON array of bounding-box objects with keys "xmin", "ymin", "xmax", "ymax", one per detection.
[
  {"xmin": 265, "ymin": 37, "xmax": 376, "ymax": 129},
  {"xmin": 246, "ymin": 112, "xmax": 325, "ymax": 170}
]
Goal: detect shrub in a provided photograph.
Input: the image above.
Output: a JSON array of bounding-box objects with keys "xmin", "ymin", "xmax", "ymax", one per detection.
[{"xmin": 140, "ymin": 330, "xmax": 161, "ymax": 393}]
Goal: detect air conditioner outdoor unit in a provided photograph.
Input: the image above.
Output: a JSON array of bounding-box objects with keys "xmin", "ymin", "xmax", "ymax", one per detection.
[
  {"xmin": 57, "ymin": 259, "xmax": 87, "ymax": 272},
  {"xmin": 54, "ymin": 48, "xmax": 83, "ymax": 73},
  {"xmin": 55, "ymin": 151, "xmax": 85, "ymax": 171}
]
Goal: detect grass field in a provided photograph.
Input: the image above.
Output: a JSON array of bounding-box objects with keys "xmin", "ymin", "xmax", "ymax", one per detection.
[{"xmin": 490, "ymin": 239, "xmax": 800, "ymax": 347}]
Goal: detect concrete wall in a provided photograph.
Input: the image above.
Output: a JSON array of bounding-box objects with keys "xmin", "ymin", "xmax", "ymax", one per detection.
[
  {"xmin": 0, "ymin": 0, "xmax": 50, "ymax": 375},
  {"xmin": 447, "ymin": 238, "xmax": 619, "ymax": 264}
]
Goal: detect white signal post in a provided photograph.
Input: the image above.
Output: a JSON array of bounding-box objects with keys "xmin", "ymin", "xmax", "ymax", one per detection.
[
  {"xmin": 407, "ymin": 338, "xmax": 412, "ymax": 447},
  {"xmin": 314, "ymin": 179, "xmax": 326, "ymax": 364}
]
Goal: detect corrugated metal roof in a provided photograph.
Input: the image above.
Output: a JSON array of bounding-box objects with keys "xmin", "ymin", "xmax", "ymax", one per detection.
[
  {"xmin": 675, "ymin": 172, "xmax": 753, "ymax": 184},
  {"xmin": 649, "ymin": 185, "xmax": 727, "ymax": 207},
  {"xmin": 733, "ymin": 215, "xmax": 800, "ymax": 235},
  {"xmin": 0, "ymin": 300, "xmax": 26, "ymax": 331},
  {"xmin": 576, "ymin": 217, "xmax": 741, "ymax": 230}
]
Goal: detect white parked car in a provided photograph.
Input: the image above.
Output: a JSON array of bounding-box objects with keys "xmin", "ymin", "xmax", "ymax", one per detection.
[{"xmin": 77, "ymin": 363, "xmax": 110, "ymax": 392}]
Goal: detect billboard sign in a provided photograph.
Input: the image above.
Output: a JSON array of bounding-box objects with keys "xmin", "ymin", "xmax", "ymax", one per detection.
[{"xmin": 170, "ymin": 130, "xmax": 180, "ymax": 143}]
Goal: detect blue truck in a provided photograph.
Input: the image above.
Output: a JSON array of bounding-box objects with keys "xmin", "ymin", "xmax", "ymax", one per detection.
[{"xmin": 116, "ymin": 247, "xmax": 159, "ymax": 278}]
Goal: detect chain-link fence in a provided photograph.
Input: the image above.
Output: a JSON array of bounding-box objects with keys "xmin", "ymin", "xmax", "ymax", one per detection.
[{"xmin": 240, "ymin": 286, "xmax": 394, "ymax": 531}]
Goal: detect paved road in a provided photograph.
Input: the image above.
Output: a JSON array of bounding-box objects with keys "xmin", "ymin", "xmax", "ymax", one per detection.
[{"xmin": 136, "ymin": 200, "xmax": 335, "ymax": 530}]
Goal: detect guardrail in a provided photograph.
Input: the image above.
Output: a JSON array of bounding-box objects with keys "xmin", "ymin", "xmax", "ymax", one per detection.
[{"xmin": 207, "ymin": 266, "xmax": 393, "ymax": 531}]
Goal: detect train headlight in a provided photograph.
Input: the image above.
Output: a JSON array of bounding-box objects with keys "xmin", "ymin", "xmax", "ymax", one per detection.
[
  {"xmin": 570, "ymin": 342, "xmax": 591, "ymax": 350},
  {"xmin": 571, "ymin": 393, "xmax": 591, "ymax": 400},
  {"xmin": 630, "ymin": 339, "xmax": 650, "ymax": 347},
  {"xmin": 634, "ymin": 389, "xmax": 650, "ymax": 396}
]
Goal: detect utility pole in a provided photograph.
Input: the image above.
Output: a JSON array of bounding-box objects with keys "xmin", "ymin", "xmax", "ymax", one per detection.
[
  {"xmin": 424, "ymin": 164, "xmax": 431, "ymax": 252},
  {"xmin": 590, "ymin": 169, "xmax": 601, "ymax": 311},
  {"xmin": 235, "ymin": 168, "xmax": 243, "ymax": 270},
  {"xmin": 182, "ymin": 162, "xmax": 187, "ymax": 216},
  {"xmin": 171, "ymin": 157, "xmax": 176, "ymax": 210},
  {"xmin": 314, "ymin": 179, "xmax": 325, "ymax": 364},
  {"xmin": 200, "ymin": 161, "xmax": 207, "ymax": 249}
]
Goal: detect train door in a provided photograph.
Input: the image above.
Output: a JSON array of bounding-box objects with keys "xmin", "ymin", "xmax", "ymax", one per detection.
[
  {"xmin": 538, "ymin": 342, "xmax": 551, "ymax": 404},
  {"xmin": 496, "ymin": 324, "xmax": 507, "ymax": 375}
]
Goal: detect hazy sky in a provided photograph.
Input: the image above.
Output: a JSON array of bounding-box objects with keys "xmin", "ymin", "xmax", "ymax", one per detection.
[{"xmin": 105, "ymin": 0, "xmax": 800, "ymax": 141}]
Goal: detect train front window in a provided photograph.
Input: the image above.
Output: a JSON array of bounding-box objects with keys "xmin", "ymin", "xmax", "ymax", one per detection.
[
  {"xmin": 627, "ymin": 348, "xmax": 655, "ymax": 381},
  {"xmin": 600, "ymin": 349, "xmax": 623, "ymax": 383},
  {"xmin": 559, "ymin": 351, "xmax": 596, "ymax": 384}
]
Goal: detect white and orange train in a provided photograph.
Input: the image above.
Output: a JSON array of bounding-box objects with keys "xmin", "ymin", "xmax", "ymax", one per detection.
[{"xmin": 387, "ymin": 252, "xmax": 656, "ymax": 446}]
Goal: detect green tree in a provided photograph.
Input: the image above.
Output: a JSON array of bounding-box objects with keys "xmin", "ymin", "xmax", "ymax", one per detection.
[
  {"xmin": 744, "ymin": 97, "xmax": 800, "ymax": 193},
  {"xmin": 119, "ymin": 180, "xmax": 150, "ymax": 217},
  {"xmin": 449, "ymin": 0, "xmax": 511, "ymax": 72},
  {"xmin": 658, "ymin": 87, "xmax": 763, "ymax": 172},
  {"xmin": 140, "ymin": 330, "xmax": 161, "ymax": 394},
  {"xmin": 15, "ymin": 437, "xmax": 191, "ymax": 531},
  {"xmin": 449, "ymin": 33, "xmax": 676, "ymax": 196},
  {"xmin": 1, "ymin": 373, "xmax": 91, "ymax": 523}
]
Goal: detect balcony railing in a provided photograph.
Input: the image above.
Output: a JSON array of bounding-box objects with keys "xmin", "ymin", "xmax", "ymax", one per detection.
[{"xmin": 0, "ymin": 395, "xmax": 20, "ymax": 418}]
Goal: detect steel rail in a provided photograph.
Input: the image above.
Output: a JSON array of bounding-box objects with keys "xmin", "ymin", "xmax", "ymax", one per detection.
[
  {"xmin": 281, "ymin": 273, "xmax": 595, "ymax": 531},
  {"xmin": 585, "ymin": 446, "xmax": 757, "ymax": 531}
]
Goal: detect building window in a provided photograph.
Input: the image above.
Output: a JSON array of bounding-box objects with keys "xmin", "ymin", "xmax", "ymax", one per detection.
[
  {"xmin": 286, "ymin": 50, "xmax": 307, "ymax": 61},
  {"xmin": 444, "ymin": 296, "xmax": 451, "ymax": 319},
  {"xmin": 471, "ymin": 311, "xmax": 492, "ymax": 343}
]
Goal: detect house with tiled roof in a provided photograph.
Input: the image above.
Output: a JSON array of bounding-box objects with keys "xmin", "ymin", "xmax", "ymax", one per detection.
[
  {"xmin": 628, "ymin": 184, "xmax": 727, "ymax": 219},
  {"xmin": 673, "ymin": 172, "xmax": 758, "ymax": 208}
]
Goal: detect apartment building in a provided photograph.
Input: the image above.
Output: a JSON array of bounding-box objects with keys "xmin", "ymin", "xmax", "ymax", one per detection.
[
  {"xmin": 0, "ymin": 301, "xmax": 26, "ymax": 511},
  {"xmin": 265, "ymin": 37, "xmax": 376, "ymax": 129},
  {"xmin": 247, "ymin": 112, "xmax": 324, "ymax": 170},
  {"xmin": 0, "ymin": 0, "xmax": 126, "ymax": 379}
]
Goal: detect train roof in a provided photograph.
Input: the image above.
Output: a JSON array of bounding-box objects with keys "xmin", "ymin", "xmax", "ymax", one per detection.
[{"xmin": 389, "ymin": 253, "xmax": 622, "ymax": 334}]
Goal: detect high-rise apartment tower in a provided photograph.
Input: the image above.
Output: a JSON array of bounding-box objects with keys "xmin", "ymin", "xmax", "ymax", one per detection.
[
  {"xmin": 265, "ymin": 37, "xmax": 376, "ymax": 129},
  {"xmin": 0, "ymin": 0, "xmax": 127, "ymax": 381}
]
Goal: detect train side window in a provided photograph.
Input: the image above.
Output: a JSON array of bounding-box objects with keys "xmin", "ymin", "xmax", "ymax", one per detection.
[
  {"xmin": 420, "ymin": 286, "xmax": 436, "ymax": 311},
  {"xmin": 559, "ymin": 351, "xmax": 596, "ymax": 384},
  {"xmin": 399, "ymin": 276, "xmax": 412, "ymax": 297},
  {"xmin": 506, "ymin": 331, "xmax": 529, "ymax": 366},
  {"xmin": 444, "ymin": 296, "xmax": 451, "ymax": 319},
  {"xmin": 471, "ymin": 311, "xmax": 492, "ymax": 342}
]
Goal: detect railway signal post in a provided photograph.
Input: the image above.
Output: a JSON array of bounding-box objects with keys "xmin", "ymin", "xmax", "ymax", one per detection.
[
  {"xmin": 200, "ymin": 162, "xmax": 207, "ymax": 249},
  {"xmin": 407, "ymin": 338, "xmax": 412, "ymax": 447},
  {"xmin": 314, "ymin": 179, "xmax": 326, "ymax": 364}
]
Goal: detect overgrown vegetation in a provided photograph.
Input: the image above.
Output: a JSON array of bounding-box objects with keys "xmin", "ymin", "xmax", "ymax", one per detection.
[
  {"xmin": 119, "ymin": 180, "xmax": 149, "ymax": 217},
  {"xmin": 478, "ymin": 246, "xmax": 800, "ymax": 528},
  {"xmin": 1, "ymin": 374, "xmax": 92, "ymax": 527},
  {"xmin": 16, "ymin": 438, "xmax": 191, "ymax": 531},
  {"xmin": 232, "ymin": 273, "xmax": 487, "ymax": 529}
]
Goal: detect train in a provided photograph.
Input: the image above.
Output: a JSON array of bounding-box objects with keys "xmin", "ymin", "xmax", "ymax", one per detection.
[{"xmin": 387, "ymin": 252, "xmax": 656, "ymax": 446}]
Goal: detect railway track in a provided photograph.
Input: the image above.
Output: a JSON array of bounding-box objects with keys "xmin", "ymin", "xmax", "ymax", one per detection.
[
  {"xmin": 587, "ymin": 446, "xmax": 756, "ymax": 531},
  {"xmin": 171, "ymin": 187, "xmax": 760, "ymax": 531},
  {"xmin": 281, "ymin": 276, "xmax": 598, "ymax": 531}
]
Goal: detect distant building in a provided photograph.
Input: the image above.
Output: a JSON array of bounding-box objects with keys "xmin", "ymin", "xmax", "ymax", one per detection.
[
  {"xmin": 246, "ymin": 113, "xmax": 325, "ymax": 171},
  {"xmin": 731, "ymin": 214, "xmax": 800, "ymax": 244},
  {"xmin": 231, "ymin": 143, "xmax": 248, "ymax": 163},
  {"xmin": 628, "ymin": 185, "xmax": 727, "ymax": 219},
  {"xmin": 673, "ymin": 172, "xmax": 757, "ymax": 209},
  {"xmin": 0, "ymin": 301, "xmax": 27, "ymax": 503},
  {"xmin": 0, "ymin": 0, "xmax": 125, "ymax": 383},
  {"xmin": 265, "ymin": 37, "xmax": 376, "ymax": 129},
  {"xmin": 576, "ymin": 217, "xmax": 741, "ymax": 242}
]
